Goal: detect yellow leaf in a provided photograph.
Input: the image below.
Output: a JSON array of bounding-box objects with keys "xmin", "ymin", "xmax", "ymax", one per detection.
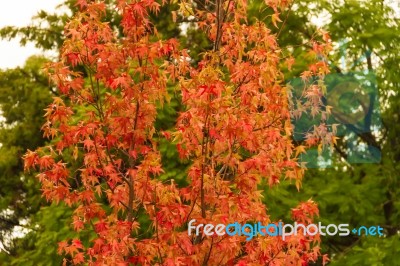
[
  {"xmin": 317, "ymin": 143, "xmax": 323, "ymax": 155},
  {"xmin": 284, "ymin": 120, "xmax": 292, "ymax": 136},
  {"xmin": 295, "ymin": 179, "xmax": 301, "ymax": 191},
  {"xmin": 172, "ymin": 11, "xmax": 177, "ymax": 23},
  {"xmin": 295, "ymin": 145, "xmax": 306, "ymax": 157},
  {"xmin": 73, "ymin": 146, "xmax": 79, "ymax": 160},
  {"xmin": 326, "ymin": 105, "xmax": 332, "ymax": 115},
  {"xmin": 331, "ymin": 136, "xmax": 340, "ymax": 146},
  {"xmin": 179, "ymin": 2, "xmax": 193, "ymax": 17},
  {"xmin": 272, "ymin": 13, "xmax": 282, "ymax": 28}
]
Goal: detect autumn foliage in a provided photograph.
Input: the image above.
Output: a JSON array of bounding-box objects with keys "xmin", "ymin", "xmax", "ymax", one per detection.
[{"xmin": 23, "ymin": 0, "xmax": 332, "ymax": 265}]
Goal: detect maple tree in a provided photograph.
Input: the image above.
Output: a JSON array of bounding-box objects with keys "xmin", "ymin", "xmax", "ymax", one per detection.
[{"xmin": 23, "ymin": 0, "xmax": 333, "ymax": 265}]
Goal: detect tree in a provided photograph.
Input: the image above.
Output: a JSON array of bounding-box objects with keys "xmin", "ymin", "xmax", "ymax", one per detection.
[
  {"xmin": 2, "ymin": 0, "xmax": 399, "ymax": 264},
  {"xmin": 0, "ymin": 1, "xmax": 184, "ymax": 263},
  {"xmin": 23, "ymin": 0, "xmax": 333, "ymax": 265},
  {"xmin": 0, "ymin": 56, "xmax": 53, "ymax": 253}
]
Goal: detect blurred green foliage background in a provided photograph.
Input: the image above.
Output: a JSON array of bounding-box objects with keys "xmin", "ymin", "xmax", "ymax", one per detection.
[{"xmin": 0, "ymin": 0, "xmax": 399, "ymax": 265}]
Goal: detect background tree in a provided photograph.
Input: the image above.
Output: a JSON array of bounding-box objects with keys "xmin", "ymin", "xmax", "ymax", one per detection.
[
  {"xmin": 258, "ymin": 1, "xmax": 400, "ymax": 265},
  {"xmin": 0, "ymin": 56, "xmax": 52, "ymax": 253}
]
